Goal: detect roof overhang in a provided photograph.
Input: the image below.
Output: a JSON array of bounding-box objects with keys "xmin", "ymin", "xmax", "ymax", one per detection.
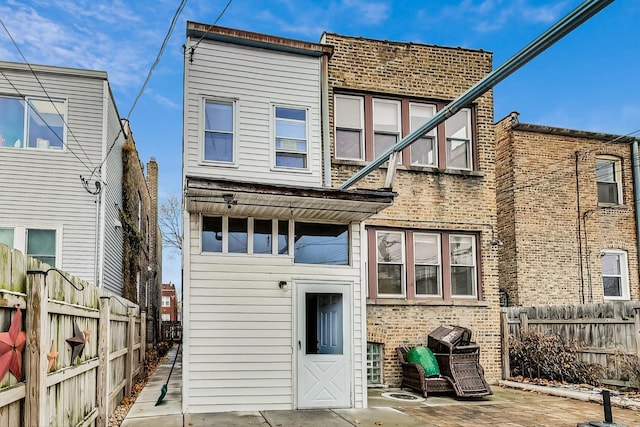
[{"xmin": 185, "ymin": 176, "xmax": 395, "ymax": 223}]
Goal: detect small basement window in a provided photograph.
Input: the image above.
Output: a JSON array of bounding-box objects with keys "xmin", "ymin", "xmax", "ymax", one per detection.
[{"xmin": 367, "ymin": 342, "xmax": 383, "ymax": 386}]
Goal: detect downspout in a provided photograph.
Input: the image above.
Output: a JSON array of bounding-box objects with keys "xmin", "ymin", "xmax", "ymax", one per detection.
[
  {"xmin": 575, "ymin": 151, "xmax": 585, "ymax": 304},
  {"xmin": 632, "ymin": 139, "xmax": 640, "ymax": 289},
  {"xmin": 321, "ymin": 52, "xmax": 331, "ymax": 187}
]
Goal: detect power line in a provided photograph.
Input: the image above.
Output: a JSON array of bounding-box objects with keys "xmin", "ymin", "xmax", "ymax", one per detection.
[
  {"xmin": 0, "ymin": 18, "xmax": 95, "ymax": 172},
  {"xmin": 187, "ymin": 0, "xmax": 234, "ymax": 63}
]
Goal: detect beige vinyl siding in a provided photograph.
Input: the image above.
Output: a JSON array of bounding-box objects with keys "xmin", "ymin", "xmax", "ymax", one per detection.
[
  {"xmin": 185, "ymin": 214, "xmax": 366, "ymax": 413},
  {"xmin": 184, "ymin": 39, "xmax": 323, "ymax": 187},
  {"xmin": 0, "ymin": 66, "xmax": 107, "ymax": 284}
]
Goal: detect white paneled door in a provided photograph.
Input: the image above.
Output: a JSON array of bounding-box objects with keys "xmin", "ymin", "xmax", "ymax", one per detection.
[{"xmin": 297, "ymin": 282, "xmax": 351, "ymax": 409}]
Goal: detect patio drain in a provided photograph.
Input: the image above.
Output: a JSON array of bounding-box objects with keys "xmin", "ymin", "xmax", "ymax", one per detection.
[{"xmin": 380, "ymin": 391, "xmax": 425, "ymax": 402}]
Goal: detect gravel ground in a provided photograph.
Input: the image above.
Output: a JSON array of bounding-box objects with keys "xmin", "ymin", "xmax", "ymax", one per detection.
[{"xmin": 108, "ymin": 348, "xmax": 168, "ymax": 427}]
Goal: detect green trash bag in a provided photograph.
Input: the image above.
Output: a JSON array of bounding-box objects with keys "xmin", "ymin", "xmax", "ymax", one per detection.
[{"xmin": 407, "ymin": 346, "xmax": 440, "ymax": 377}]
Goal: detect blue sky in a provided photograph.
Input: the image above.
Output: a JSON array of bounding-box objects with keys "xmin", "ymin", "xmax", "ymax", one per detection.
[{"xmin": 1, "ymin": 0, "xmax": 639, "ymax": 288}]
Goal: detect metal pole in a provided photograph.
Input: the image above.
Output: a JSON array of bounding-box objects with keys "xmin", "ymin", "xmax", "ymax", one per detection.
[{"xmin": 340, "ymin": 0, "xmax": 615, "ymax": 189}]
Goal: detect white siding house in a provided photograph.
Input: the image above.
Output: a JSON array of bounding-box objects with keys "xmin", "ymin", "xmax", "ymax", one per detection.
[
  {"xmin": 182, "ymin": 24, "xmax": 394, "ymax": 413},
  {"xmin": 0, "ymin": 61, "xmax": 125, "ymax": 294}
]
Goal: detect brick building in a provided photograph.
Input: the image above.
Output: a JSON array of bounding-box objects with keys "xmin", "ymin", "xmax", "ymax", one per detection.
[
  {"xmin": 496, "ymin": 112, "xmax": 638, "ymax": 307},
  {"xmin": 322, "ymin": 33, "xmax": 501, "ymax": 387},
  {"xmin": 161, "ymin": 283, "xmax": 179, "ymax": 322}
]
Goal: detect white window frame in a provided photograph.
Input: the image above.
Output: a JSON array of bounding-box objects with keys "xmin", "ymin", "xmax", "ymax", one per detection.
[
  {"xmin": 596, "ymin": 155, "xmax": 623, "ymax": 206},
  {"xmin": 409, "ymin": 102, "xmax": 438, "ymax": 167},
  {"xmin": 0, "ymin": 225, "xmax": 62, "ymax": 268},
  {"xmin": 272, "ymin": 104, "xmax": 309, "ymax": 171},
  {"xmin": 201, "ymin": 216, "xmax": 292, "ymax": 257},
  {"xmin": 413, "ymin": 232, "xmax": 442, "ymax": 297},
  {"xmin": 161, "ymin": 313, "xmax": 171, "ymax": 322},
  {"xmin": 445, "ymin": 108, "xmax": 472, "ymax": 170},
  {"xmin": 334, "ymin": 94, "xmax": 365, "ymax": 161},
  {"xmin": 162, "ymin": 296, "xmax": 171, "ymax": 307},
  {"xmin": 373, "ymin": 98, "xmax": 402, "ymax": 163},
  {"xmin": 449, "ymin": 234, "xmax": 477, "ymax": 298},
  {"xmin": 201, "ymin": 97, "xmax": 237, "ymax": 165},
  {"xmin": 0, "ymin": 96, "xmax": 67, "ymax": 151},
  {"xmin": 375, "ymin": 230, "xmax": 406, "ymax": 298},
  {"xmin": 601, "ymin": 249, "xmax": 630, "ymax": 301}
]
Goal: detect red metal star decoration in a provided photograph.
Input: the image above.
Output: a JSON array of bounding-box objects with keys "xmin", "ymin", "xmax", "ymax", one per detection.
[
  {"xmin": 0, "ymin": 306, "xmax": 26, "ymax": 381},
  {"xmin": 66, "ymin": 321, "xmax": 85, "ymax": 364}
]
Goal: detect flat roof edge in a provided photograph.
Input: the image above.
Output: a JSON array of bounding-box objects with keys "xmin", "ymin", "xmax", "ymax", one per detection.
[{"xmin": 0, "ymin": 60, "xmax": 108, "ymax": 80}]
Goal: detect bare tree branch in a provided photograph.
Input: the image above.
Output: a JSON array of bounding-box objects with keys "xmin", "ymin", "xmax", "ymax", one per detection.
[{"xmin": 159, "ymin": 193, "xmax": 183, "ymax": 255}]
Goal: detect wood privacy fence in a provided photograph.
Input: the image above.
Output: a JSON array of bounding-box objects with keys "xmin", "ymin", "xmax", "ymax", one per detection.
[
  {"xmin": 0, "ymin": 245, "xmax": 145, "ymax": 426},
  {"xmin": 501, "ymin": 302, "xmax": 640, "ymax": 385}
]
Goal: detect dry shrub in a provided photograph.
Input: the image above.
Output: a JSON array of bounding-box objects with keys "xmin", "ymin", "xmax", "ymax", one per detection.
[{"xmin": 509, "ymin": 329, "xmax": 602, "ymax": 385}]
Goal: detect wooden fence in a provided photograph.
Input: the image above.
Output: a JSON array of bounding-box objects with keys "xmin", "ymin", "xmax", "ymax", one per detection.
[
  {"xmin": 0, "ymin": 245, "xmax": 145, "ymax": 426},
  {"xmin": 501, "ymin": 302, "xmax": 640, "ymax": 385}
]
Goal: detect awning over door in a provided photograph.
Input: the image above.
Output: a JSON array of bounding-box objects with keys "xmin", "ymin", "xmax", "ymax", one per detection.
[{"xmin": 185, "ymin": 176, "xmax": 395, "ymax": 222}]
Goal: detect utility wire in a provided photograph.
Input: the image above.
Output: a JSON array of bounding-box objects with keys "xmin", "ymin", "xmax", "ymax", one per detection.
[
  {"xmin": 187, "ymin": 0, "xmax": 234, "ymax": 62},
  {"xmin": 0, "ymin": 18, "xmax": 95, "ymax": 172}
]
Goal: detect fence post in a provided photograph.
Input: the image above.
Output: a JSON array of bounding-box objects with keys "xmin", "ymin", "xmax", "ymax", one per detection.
[
  {"xmin": 25, "ymin": 271, "xmax": 47, "ymax": 427},
  {"xmin": 96, "ymin": 296, "xmax": 111, "ymax": 427},
  {"xmin": 519, "ymin": 311, "xmax": 529, "ymax": 332},
  {"xmin": 125, "ymin": 308, "xmax": 135, "ymax": 396},
  {"xmin": 140, "ymin": 310, "xmax": 146, "ymax": 364},
  {"xmin": 634, "ymin": 307, "xmax": 640, "ymax": 357},
  {"xmin": 500, "ymin": 309, "xmax": 510, "ymax": 379}
]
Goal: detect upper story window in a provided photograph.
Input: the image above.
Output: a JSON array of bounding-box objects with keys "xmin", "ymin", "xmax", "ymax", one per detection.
[
  {"xmin": 333, "ymin": 93, "xmax": 475, "ymax": 170},
  {"xmin": 162, "ymin": 296, "xmax": 171, "ymax": 307},
  {"xmin": 601, "ymin": 249, "xmax": 629, "ymax": 300},
  {"xmin": 369, "ymin": 228, "xmax": 480, "ymax": 300},
  {"xmin": 203, "ymin": 100, "xmax": 234, "ymax": 163},
  {"xmin": 596, "ymin": 156, "xmax": 622, "ymax": 205},
  {"xmin": 0, "ymin": 96, "xmax": 66, "ymax": 150},
  {"xmin": 274, "ymin": 106, "xmax": 308, "ymax": 169}
]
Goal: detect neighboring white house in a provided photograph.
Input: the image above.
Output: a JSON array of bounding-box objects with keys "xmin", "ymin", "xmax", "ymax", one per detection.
[
  {"xmin": 0, "ymin": 61, "xmax": 125, "ymax": 294},
  {"xmin": 182, "ymin": 23, "xmax": 395, "ymax": 413}
]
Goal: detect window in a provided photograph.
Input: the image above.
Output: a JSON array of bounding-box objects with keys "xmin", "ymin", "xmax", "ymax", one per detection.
[
  {"xmin": 274, "ymin": 106, "xmax": 307, "ymax": 169},
  {"xmin": 203, "ymin": 100, "xmax": 234, "ymax": 162},
  {"xmin": 601, "ymin": 249, "xmax": 630, "ymax": 300},
  {"xmin": 202, "ymin": 217, "xmax": 290, "ymax": 256},
  {"xmin": 376, "ymin": 230, "xmax": 405, "ymax": 296},
  {"xmin": 369, "ymin": 228, "xmax": 480, "ymax": 300},
  {"xmin": 596, "ymin": 156, "xmax": 622, "ymax": 205},
  {"xmin": 27, "ymin": 229, "xmax": 56, "ymax": 266},
  {"xmin": 0, "ymin": 228, "xmax": 14, "ymax": 248},
  {"xmin": 335, "ymin": 95, "xmax": 364, "ymax": 160},
  {"xmin": 367, "ymin": 342, "xmax": 383, "ymax": 385},
  {"xmin": 294, "ymin": 222, "xmax": 349, "ymax": 265},
  {"xmin": 0, "ymin": 96, "xmax": 66, "ymax": 150},
  {"xmin": 161, "ymin": 313, "xmax": 170, "ymax": 322},
  {"xmin": 333, "ymin": 94, "xmax": 476, "ymax": 170},
  {"xmin": 162, "ymin": 296, "xmax": 171, "ymax": 307}
]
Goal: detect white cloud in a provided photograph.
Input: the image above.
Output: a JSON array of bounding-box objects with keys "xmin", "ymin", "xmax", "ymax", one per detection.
[
  {"xmin": 342, "ymin": 0, "xmax": 390, "ymax": 25},
  {"xmin": 151, "ymin": 92, "xmax": 180, "ymax": 110}
]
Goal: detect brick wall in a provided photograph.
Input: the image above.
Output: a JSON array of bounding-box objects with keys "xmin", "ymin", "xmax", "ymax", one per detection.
[
  {"xmin": 495, "ymin": 113, "xmax": 638, "ymax": 306},
  {"xmin": 324, "ymin": 33, "xmax": 501, "ymax": 385}
]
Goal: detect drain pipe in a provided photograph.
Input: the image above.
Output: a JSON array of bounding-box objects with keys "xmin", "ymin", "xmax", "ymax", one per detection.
[{"xmin": 632, "ymin": 139, "xmax": 640, "ymax": 286}]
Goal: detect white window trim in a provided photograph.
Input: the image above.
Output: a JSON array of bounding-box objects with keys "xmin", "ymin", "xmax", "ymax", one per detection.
[
  {"xmin": 445, "ymin": 108, "xmax": 473, "ymax": 171},
  {"xmin": 449, "ymin": 234, "xmax": 478, "ymax": 298},
  {"xmin": 413, "ymin": 232, "xmax": 442, "ymax": 298},
  {"xmin": 373, "ymin": 98, "xmax": 402, "ymax": 163},
  {"xmin": 596, "ymin": 155, "xmax": 623, "ymax": 206},
  {"xmin": 601, "ymin": 249, "xmax": 630, "ymax": 301},
  {"xmin": 375, "ymin": 230, "xmax": 406, "ymax": 298},
  {"xmin": 0, "ymin": 96, "xmax": 68, "ymax": 151},
  {"xmin": 334, "ymin": 94, "xmax": 365, "ymax": 161},
  {"xmin": 409, "ymin": 102, "xmax": 438, "ymax": 167},
  {"xmin": 0, "ymin": 225, "xmax": 62, "ymax": 269},
  {"xmin": 162, "ymin": 296, "xmax": 171, "ymax": 307},
  {"xmin": 201, "ymin": 216, "xmax": 293, "ymax": 257},
  {"xmin": 200, "ymin": 97, "xmax": 238, "ymax": 167},
  {"xmin": 271, "ymin": 104, "xmax": 311, "ymax": 172}
]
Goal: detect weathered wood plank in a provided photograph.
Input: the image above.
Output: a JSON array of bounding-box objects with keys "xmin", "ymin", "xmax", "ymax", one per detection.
[
  {"xmin": 97, "ymin": 297, "xmax": 110, "ymax": 427},
  {"xmin": 25, "ymin": 272, "xmax": 47, "ymax": 427},
  {"xmin": 0, "ymin": 384, "xmax": 25, "ymax": 407}
]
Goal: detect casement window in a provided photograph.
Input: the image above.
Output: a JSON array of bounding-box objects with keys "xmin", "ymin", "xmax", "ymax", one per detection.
[
  {"xmin": 274, "ymin": 106, "xmax": 308, "ymax": 169},
  {"xmin": 0, "ymin": 96, "xmax": 66, "ymax": 150},
  {"xmin": 333, "ymin": 94, "xmax": 476, "ymax": 170},
  {"xmin": 335, "ymin": 95, "xmax": 364, "ymax": 160},
  {"xmin": 367, "ymin": 342, "xmax": 383, "ymax": 385},
  {"xmin": 203, "ymin": 100, "xmax": 234, "ymax": 163},
  {"xmin": 27, "ymin": 229, "xmax": 56, "ymax": 266},
  {"xmin": 294, "ymin": 222, "xmax": 349, "ymax": 265},
  {"xmin": 162, "ymin": 296, "xmax": 171, "ymax": 307},
  {"xmin": 202, "ymin": 216, "xmax": 290, "ymax": 256},
  {"xmin": 596, "ymin": 156, "xmax": 622, "ymax": 205},
  {"xmin": 369, "ymin": 228, "xmax": 480, "ymax": 300},
  {"xmin": 601, "ymin": 249, "xmax": 630, "ymax": 300}
]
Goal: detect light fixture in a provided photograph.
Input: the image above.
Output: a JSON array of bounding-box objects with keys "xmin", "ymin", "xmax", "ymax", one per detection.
[
  {"xmin": 114, "ymin": 219, "xmax": 122, "ymax": 229},
  {"xmin": 222, "ymin": 194, "xmax": 237, "ymax": 209},
  {"xmin": 278, "ymin": 281, "xmax": 288, "ymax": 292}
]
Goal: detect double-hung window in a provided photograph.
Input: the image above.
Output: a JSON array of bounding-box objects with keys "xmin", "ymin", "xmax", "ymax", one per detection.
[
  {"xmin": 373, "ymin": 99, "xmax": 401, "ymax": 162},
  {"xmin": 601, "ymin": 249, "xmax": 630, "ymax": 300},
  {"xmin": 0, "ymin": 96, "xmax": 66, "ymax": 150},
  {"xmin": 410, "ymin": 103, "xmax": 437, "ymax": 167},
  {"xmin": 27, "ymin": 229, "xmax": 56, "ymax": 266},
  {"xmin": 445, "ymin": 109, "xmax": 472, "ymax": 170},
  {"xmin": 334, "ymin": 95, "xmax": 364, "ymax": 160},
  {"xmin": 203, "ymin": 100, "xmax": 234, "ymax": 163},
  {"xmin": 596, "ymin": 156, "xmax": 622, "ymax": 205},
  {"xmin": 162, "ymin": 296, "xmax": 171, "ymax": 307},
  {"xmin": 274, "ymin": 106, "xmax": 308, "ymax": 169},
  {"xmin": 370, "ymin": 229, "xmax": 479, "ymax": 300}
]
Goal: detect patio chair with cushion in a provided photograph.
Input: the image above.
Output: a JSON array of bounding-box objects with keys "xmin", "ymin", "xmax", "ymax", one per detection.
[{"xmin": 396, "ymin": 346, "xmax": 455, "ymax": 398}]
